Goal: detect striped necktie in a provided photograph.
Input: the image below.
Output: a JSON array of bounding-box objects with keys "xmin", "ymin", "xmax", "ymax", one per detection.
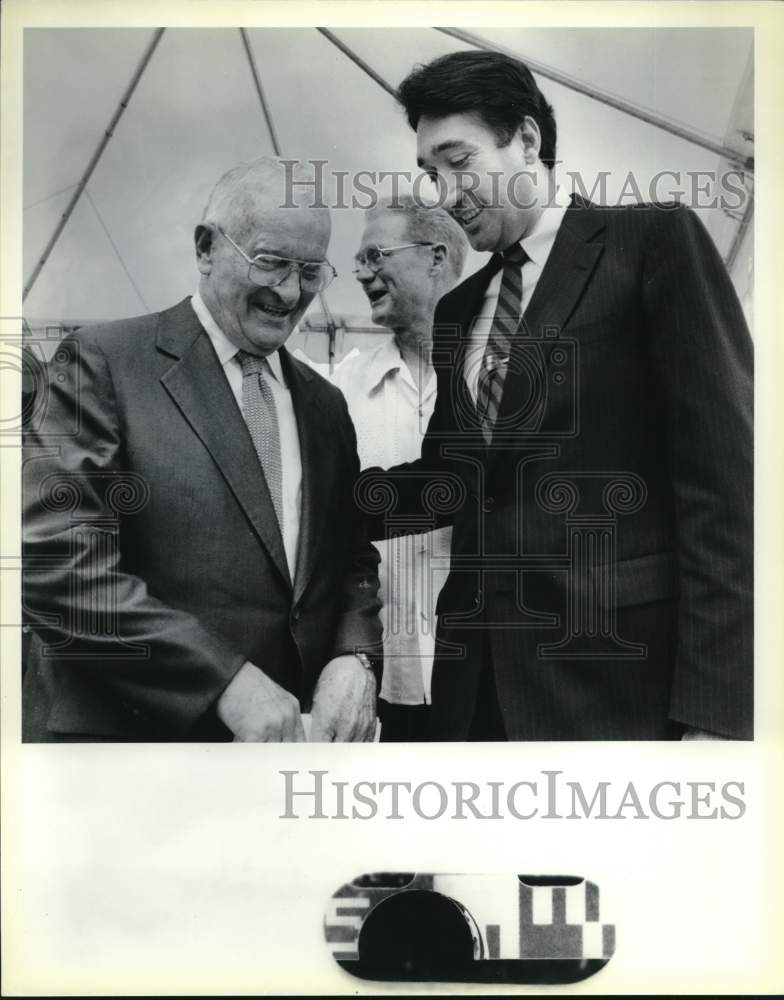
[
  {"xmin": 237, "ymin": 350, "xmax": 284, "ymax": 529},
  {"xmin": 476, "ymin": 243, "xmax": 529, "ymax": 444}
]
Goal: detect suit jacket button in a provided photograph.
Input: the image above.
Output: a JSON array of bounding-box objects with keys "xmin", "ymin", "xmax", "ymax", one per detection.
[
  {"xmin": 291, "ymin": 607, "xmax": 301, "ymax": 623},
  {"xmin": 482, "ymin": 496, "xmax": 495, "ymax": 513}
]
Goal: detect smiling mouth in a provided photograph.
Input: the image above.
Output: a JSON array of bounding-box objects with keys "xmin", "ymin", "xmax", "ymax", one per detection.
[
  {"xmin": 453, "ymin": 205, "xmax": 483, "ymax": 227},
  {"xmin": 254, "ymin": 301, "xmax": 292, "ymax": 319},
  {"xmin": 367, "ymin": 289, "xmax": 388, "ymax": 306}
]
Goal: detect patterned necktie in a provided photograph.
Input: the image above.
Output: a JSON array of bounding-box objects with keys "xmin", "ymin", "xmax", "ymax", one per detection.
[
  {"xmin": 476, "ymin": 243, "xmax": 529, "ymax": 444},
  {"xmin": 237, "ymin": 350, "xmax": 284, "ymax": 529}
]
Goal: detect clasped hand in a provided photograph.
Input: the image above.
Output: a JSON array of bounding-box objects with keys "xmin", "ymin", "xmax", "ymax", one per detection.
[
  {"xmin": 216, "ymin": 656, "xmax": 376, "ymax": 742},
  {"xmin": 309, "ymin": 654, "xmax": 377, "ymax": 742}
]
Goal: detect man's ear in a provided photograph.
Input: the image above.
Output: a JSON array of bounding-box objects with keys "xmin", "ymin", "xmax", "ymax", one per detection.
[
  {"xmin": 194, "ymin": 224, "xmax": 215, "ymax": 276},
  {"xmin": 519, "ymin": 116, "xmax": 542, "ymax": 165},
  {"xmin": 430, "ymin": 242, "xmax": 448, "ymax": 273}
]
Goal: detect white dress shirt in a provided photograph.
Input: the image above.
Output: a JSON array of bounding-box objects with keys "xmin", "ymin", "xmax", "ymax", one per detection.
[
  {"xmin": 332, "ymin": 337, "xmax": 451, "ymax": 705},
  {"xmin": 464, "ymin": 186, "xmax": 571, "ymax": 403},
  {"xmin": 191, "ymin": 292, "xmax": 302, "ymax": 576}
]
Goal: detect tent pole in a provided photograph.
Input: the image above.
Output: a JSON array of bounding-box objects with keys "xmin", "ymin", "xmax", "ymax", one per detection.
[
  {"xmin": 317, "ymin": 291, "xmax": 338, "ymax": 374},
  {"xmin": 435, "ymin": 27, "xmax": 753, "ymax": 173},
  {"xmin": 241, "ymin": 29, "xmax": 338, "ymax": 366},
  {"xmin": 23, "ymin": 27, "xmax": 166, "ymax": 302},
  {"xmin": 239, "ymin": 28, "xmax": 282, "ymax": 155},
  {"xmin": 316, "ymin": 28, "xmax": 397, "ymax": 98},
  {"xmin": 725, "ymin": 191, "xmax": 754, "ymax": 274}
]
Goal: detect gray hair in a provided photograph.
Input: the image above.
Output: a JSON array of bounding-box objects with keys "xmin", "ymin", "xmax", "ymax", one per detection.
[
  {"xmin": 366, "ymin": 194, "xmax": 468, "ymax": 281},
  {"xmin": 202, "ymin": 156, "xmax": 327, "ymax": 243}
]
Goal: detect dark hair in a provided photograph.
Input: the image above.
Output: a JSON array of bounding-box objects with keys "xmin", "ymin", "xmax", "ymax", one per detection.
[{"xmin": 397, "ymin": 50, "xmax": 557, "ymax": 170}]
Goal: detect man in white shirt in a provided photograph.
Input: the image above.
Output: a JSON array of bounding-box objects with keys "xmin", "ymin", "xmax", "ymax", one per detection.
[
  {"xmin": 334, "ymin": 196, "xmax": 467, "ymax": 740},
  {"xmin": 22, "ymin": 156, "xmax": 382, "ymax": 742}
]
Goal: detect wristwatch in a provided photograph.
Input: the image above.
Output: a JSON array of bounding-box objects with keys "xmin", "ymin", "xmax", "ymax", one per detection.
[{"xmin": 354, "ymin": 652, "xmax": 374, "ymax": 671}]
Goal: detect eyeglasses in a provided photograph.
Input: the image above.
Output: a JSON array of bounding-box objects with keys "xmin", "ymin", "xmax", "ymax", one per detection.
[
  {"xmin": 219, "ymin": 228, "xmax": 337, "ymax": 293},
  {"xmin": 352, "ymin": 243, "xmax": 434, "ymax": 274}
]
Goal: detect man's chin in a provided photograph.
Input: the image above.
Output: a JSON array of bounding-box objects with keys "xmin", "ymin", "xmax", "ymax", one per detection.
[
  {"xmin": 465, "ymin": 227, "xmax": 496, "ymax": 253},
  {"xmin": 242, "ymin": 317, "xmax": 295, "ymax": 353},
  {"xmin": 370, "ymin": 305, "xmax": 393, "ymax": 328},
  {"xmin": 462, "ymin": 215, "xmax": 505, "ymax": 253}
]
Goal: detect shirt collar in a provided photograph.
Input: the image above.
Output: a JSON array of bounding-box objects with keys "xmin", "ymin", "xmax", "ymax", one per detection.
[
  {"xmin": 363, "ymin": 336, "xmax": 437, "ymax": 398},
  {"xmin": 363, "ymin": 337, "xmax": 405, "ymax": 393},
  {"xmin": 191, "ymin": 291, "xmax": 285, "ymax": 385},
  {"xmin": 519, "ymin": 185, "xmax": 571, "ymax": 268}
]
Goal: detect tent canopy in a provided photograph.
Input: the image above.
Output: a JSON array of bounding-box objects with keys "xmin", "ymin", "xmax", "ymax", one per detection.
[{"xmin": 23, "ymin": 26, "xmax": 753, "ymax": 326}]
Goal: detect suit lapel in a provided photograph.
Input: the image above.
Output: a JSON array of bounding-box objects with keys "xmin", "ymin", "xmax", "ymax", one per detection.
[
  {"xmin": 452, "ymin": 255, "xmax": 499, "ymax": 328},
  {"xmin": 282, "ymin": 350, "xmax": 332, "ymax": 603},
  {"xmin": 522, "ymin": 198, "xmax": 606, "ymax": 340},
  {"xmin": 157, "ymin": 299, "xmax": 291, "ymax": 588}
]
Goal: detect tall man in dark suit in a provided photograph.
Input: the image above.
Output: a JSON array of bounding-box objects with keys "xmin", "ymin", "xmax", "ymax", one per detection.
[
  {"xmin": 360, "ymin": 51, "xmax": 753, "ymax": 740},
  {"xmin": 22, "ymin": 156, "xmax": 382, "ymax": 742}
]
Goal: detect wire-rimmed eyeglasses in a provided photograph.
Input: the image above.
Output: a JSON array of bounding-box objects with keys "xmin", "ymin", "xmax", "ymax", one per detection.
[
  {"xmin": 352, "ymin": 242, "xmax": 434, "ymax": 274},
  {"xmin": 219, "ymin": 227, "xmax": 337, "ymax": 293}
]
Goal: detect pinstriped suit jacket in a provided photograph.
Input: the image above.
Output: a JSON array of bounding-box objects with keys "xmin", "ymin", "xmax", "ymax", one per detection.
[{"xmin": 368, "ymin": 197, "xmax": 753, "ymax": 740}]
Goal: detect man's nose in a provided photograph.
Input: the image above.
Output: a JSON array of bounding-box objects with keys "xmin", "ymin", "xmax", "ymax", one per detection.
[
  {"xmin": 435, "ymin": 174, "xmax": 460, "ymax": 212},
  {"xmin": 274, "ymin": 266, "xmax": 303, "ymax": 303},
  {"xmin": 354, "ymin": 261, "xmax": 374, "ymax": 284}
]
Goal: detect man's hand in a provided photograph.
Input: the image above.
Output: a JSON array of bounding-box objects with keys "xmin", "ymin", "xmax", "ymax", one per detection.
[
  {"xmin": 309, "ymin": 655, "xmax": 377, "ymax": 742},
  {"xmin": 216, "ymin": 661, "xmax": 305, "ymax": 742},
  {"xmin": 681, "ymin": 727, "xmax": 730, "ymax": 740}
]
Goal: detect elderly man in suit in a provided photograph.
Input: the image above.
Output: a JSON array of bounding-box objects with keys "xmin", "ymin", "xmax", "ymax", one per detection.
[
  {"xmin": 360, "ymin": 50, "xmax": 753, "ymax": 741},
  {"xmin": 22, "ymin": 156, "xmax": 382, "ymax": 742}
]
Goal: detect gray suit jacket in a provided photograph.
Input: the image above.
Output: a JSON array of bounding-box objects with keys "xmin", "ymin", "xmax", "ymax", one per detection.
[{"xmin": 22, "ymin": 297, "xmax": 382, "ymax": 741}]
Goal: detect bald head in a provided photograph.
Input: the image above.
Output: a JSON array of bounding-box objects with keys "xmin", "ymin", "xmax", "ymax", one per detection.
[
  {"xmin": 195, "ymin": 156, "xmax": 332, "ymax": 358},
  {"xmin": 202, "ymin": 156, "xmax": 330, "ymax": 245}
]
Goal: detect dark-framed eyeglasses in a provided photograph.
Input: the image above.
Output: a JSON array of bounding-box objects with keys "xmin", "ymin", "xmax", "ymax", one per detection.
[
  {"xmin": 352, "ymin": 242, "xmax": 434, "ymax": 274},
  {"xmin": 219, "ymin": 227, "xmax": 337, "ymax": 293}
]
